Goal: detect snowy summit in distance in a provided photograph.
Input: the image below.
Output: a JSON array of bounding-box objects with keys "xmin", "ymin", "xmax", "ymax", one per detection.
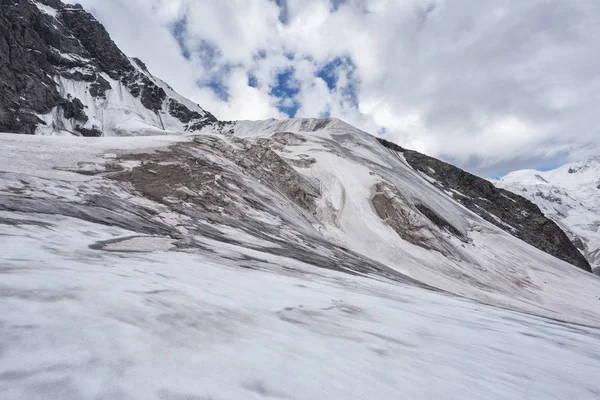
[{"xmin": 498, "ymin": 157, "xmax": 600, "ymax": 274}]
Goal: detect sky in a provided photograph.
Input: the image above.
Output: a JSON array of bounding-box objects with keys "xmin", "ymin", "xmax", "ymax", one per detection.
[{"xmin": 78, "ymin": 0, "xmax": 600, "ymax": 177}]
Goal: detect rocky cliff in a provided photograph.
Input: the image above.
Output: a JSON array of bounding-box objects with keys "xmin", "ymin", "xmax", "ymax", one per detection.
[{"xmin": 0, "ymin": 0, "xmax": 216, "ymax": 136}]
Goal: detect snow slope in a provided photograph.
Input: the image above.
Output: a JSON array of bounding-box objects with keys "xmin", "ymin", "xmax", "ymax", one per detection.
[
  {"xmin": 202, "ymin": 119, "xmax": 600, "ymax": 322},
  {"xmin": 498, "ymin": 158, "xmax": 600, "ymax": 272},
  {"xmin": 2, "ymin": 125, "xmax": 600, "ymax": 398},
  {"xmin": 2, "ymin": 212, "xmax": 600, "ymax": 400},
  {"xmin": 3, "ymin": 121, "xmax": 600, "ymax": 325}
]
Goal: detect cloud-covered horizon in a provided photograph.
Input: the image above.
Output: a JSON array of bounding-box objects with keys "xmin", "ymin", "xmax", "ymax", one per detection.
[{"xmin": 79, "ymin": 0, "xmax": 600, "ymax": 177}]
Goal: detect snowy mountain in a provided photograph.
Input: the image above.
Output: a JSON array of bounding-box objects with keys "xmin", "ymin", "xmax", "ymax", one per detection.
[
  {"xmin": 497, "ymin": 158, "xmax": 600, "ymax": 274},
  {"xmin": 0, "ymin": 0, "xmax": 216, "ymax": 136},
  {"xmin": 2, "ymin": 121, "xmax": 600, "ymax": 398},
  {"xmin": 2, "ymin": 1, "xmax": 600, "ymax": 398}
]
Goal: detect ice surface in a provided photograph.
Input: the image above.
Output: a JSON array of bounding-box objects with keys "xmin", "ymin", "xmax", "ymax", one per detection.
[
  {"xmin": 1, "ymin": 213, "xmax": 600, "ymax": 400},
  {"xmin": 99, "ymin": 236, "xmax": 176, "ymax": 252},
  {"xmin": 0, "ymin": 133, "xmax": 188, "ymax": 181}
]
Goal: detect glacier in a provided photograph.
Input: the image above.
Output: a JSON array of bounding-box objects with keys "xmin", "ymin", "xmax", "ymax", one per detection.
[{"xmin": 1, "ymin": 120, "xmax": 600, "ymax": 399}]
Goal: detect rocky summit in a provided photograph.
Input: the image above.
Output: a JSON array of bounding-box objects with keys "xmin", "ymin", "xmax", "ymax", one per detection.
[{"xmin": 0, "ymin": 0, "xmax": 216, "ymax": 136}]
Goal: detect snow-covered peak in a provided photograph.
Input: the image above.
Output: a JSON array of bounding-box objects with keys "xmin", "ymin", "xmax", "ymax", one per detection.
[
  {"xmin": 500, "ymin": 169, "xmax": 553, "ymax": 186},
  {"xmin": 498, "ymin": 159, "xmax": 600, "ymax": 272},
  {"xmin": 500, "ymin": 158, "xmax": 600, "ymax": 208}
]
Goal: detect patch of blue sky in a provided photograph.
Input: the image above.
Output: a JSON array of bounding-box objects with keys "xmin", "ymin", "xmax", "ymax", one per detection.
[
  {"xmin": 277, "ymin": 97, "xmax": 301, "ymax": 117},
  {"xmin": 316, "ymin": 56, "xmax": 360, "ymax": 109},
  {"xmin": 198, "ymin": 77, "xmax": 229, "ymax": 102},
  {"xmin": 272, "ymin": 0, "xmax": 289, "ymax": 24},
  {"xmin": 330, "ymin": 0, "xmax": 346, "ymax": 12},
  {"xmin": 170, "ymin": 16, "xmax": 191, "ymax": 60},
  {"xmin": 197, "ymin": 40, "xmax": 221, "ymax": 69},
  {"xmin": 197, "ymin": 64, "xmax": 237, "ymax": 102},
  {"xmin": 319, "ymin": 108, "xmax": 332, "ymax": 118},
  {"xmin": 248, "ymin": 73, "xmax": 258, "ymax": 88},
  {"xmin": 317, "ymin": 56, "xmax": 357, "ymax": 92},
  {"xmin": 270, "ymin": 68, "xmax": 301, "ymax": 116}
]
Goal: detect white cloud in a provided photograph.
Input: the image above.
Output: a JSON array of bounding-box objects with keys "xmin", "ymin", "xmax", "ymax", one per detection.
[
  {"xmin": 78, "ymin": 0, "xmax": 600, "ymax": 177},
  {"xmin": 198, "ymin": 69, "xmax": 288, "ymax": 121}
]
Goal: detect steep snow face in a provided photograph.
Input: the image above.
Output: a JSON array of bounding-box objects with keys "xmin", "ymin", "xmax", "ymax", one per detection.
[
  {"xmin": 33, "ymin": 55, "xmax": 216, "ymax": 137},
  {"xmin": 2, "ymin": 131, "xmax": 600, "ymax": 399},
  {"xmin": 36, "ymin": 67, "xmax": 213, "ymax": 137},
  {"xmin": 498, "ymin": 158, "xmax": 600, "ymax": 271},
  {"xmin": 376, "ymin": 138, "xmax": 590, "ymax": 271}
]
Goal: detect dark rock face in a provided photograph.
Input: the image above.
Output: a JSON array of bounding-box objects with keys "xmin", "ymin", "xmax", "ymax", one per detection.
[
  {"xmin": 1, "ymin": 0, "xmax": 60, "ymax": 133},
  {"xmin": 378, "ymin": 138, "xmax": 592, "ymax": 272},
  {"xmin": 167, "ymin": 98, "xmax": 218, "ymax": 128},
  {"xmin": 572, "ymin": 237, "xmax": 586, "ymax": 251},
  {"xmin": 169, "ymin": 99, "xmax": 202, "ymax": 123},
  {"xmin": 189, "ymin": 111, "xmax": 218, "ymax": 130},
  {"xmin": 59, "ymin": 95, "xmax": 87, "ymax": 122},
  {"xmin": 57, "ymin": 4, "xmax": 132, "ymax": 79},
  {"xmin": 76, "ymin": 126, "xmax": 102, "ymax": 137},
  {"xmin": 89, "ymin": 75, "xmax": 111, "ymax": 98},
  {"xmin": 139, "ymin": 80, "xmax": 166, "ymax": 113},
  {"xmin": 131, "ymin": 57, "xmax": 149, "ymax": 73},
  {"xmin": 414, "ymin": 203, "xmax": 465, "ymax": 240},
  {"xmin": 0, "ymin": 0, "xmax": 215, "ymax": 135}
]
